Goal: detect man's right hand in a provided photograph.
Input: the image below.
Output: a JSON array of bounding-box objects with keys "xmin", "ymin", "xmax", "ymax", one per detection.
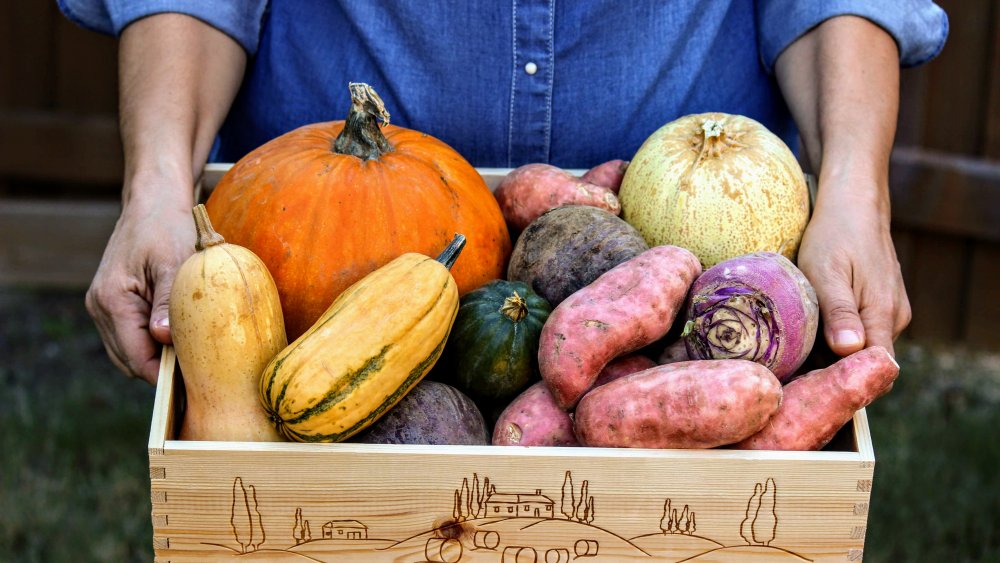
[{"xmin": 86, "ymin": 187, "xmax": 196, "ymax": 384}]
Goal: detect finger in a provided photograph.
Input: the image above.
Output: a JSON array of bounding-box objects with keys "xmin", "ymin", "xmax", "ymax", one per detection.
[
  {"xmin": 860, "ymin": 301, "xmax": 899, "ymax": 358},
  {"xmin": 148, "ymin": 270, "xmax": 176, "ymax": 346},
  {"xmin": 816, "ymin": 279, "xmax": 866, "ymax": 357},
  {"xmin": 87, "ymin": 285, "xmax": 161, "ymax": 384}
]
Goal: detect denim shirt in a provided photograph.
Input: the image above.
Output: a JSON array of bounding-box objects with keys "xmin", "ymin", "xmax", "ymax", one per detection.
[{"xmin": 58, "ymin": 1, "xmax": 947, "ymax": 169}]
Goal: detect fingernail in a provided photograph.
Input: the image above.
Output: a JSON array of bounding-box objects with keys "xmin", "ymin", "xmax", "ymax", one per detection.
[
  {"xmin": 834, "ymin": 330, "xmax": 862, "ymax": 348},
  {"xmin": 152, "ymin": 317, "xmax": 169, "ymax": 330}
]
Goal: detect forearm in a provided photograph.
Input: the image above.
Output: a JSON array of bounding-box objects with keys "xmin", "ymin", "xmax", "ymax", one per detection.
[
  {"xmin": 118, "ymin": 13, "xmax": 246, "ymax": 209},
  {"xmin": 775, "ymin": 15, "xmax": 900, "ymax": 216}
]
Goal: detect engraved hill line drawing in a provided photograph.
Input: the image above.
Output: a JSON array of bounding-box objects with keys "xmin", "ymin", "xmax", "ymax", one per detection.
[{"xmin": 199, "ymin": 473, "xmax": 813, "ymax": 562}]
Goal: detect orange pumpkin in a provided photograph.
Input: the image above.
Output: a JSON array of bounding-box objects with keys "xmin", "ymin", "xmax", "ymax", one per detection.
[{"xmin": 205, "ymin": 83, "xmax": 511, "ymax": 339}]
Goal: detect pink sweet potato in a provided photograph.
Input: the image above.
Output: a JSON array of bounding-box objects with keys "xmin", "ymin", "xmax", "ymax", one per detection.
[
  {"xmin": 494, "ymin": 163, "xmax": 620, "ymax": 232},
  {"xmin": 580, "ymin": 159, "xmax": 629, "ymax": 193},
  {"xmin": 593, "ymin": 354, "xmax": 657, "ymax": 387},
  {"xmin": 538, "ymin": 245, "xmax": 702, "ymax": 409},
  {"xmin": 733, "ymin": 346, "xmax": 899, "ymax": 451},
  {"xmin": 575, "ymin": 359, "xmax": 783, "ymax": 449},
  {"xmin": 492, "ymin": 382, "xmax": 579, "ymax": 447}
]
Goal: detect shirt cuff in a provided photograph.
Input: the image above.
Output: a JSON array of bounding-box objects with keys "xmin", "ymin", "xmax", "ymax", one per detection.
[
  {"xmin": 756, "ymin": 0, "xmax": 949, "ymax": 73},
  {"xmin": 56, "ymin": 0, "xmax": 269, "ymax": 55}
]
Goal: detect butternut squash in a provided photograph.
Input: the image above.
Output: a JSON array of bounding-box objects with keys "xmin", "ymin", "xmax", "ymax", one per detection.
[
  {"xmin": 169, "ymin": 205, "xmax": 287, "ymax": 441},
  {"xmin": 260, "ymin": 235, "xmax": 466, "ymax": 442}
]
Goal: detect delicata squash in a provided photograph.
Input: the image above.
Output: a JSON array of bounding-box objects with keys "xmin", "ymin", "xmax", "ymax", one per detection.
[{"xmin": 260, "ymin": 235, "xmax": 466, "ymax": 442}]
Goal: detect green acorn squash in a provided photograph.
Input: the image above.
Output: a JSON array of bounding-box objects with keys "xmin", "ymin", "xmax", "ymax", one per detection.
[{"xmin": 444, "ymin": 280, "xmax": 551, "ymax": 403}]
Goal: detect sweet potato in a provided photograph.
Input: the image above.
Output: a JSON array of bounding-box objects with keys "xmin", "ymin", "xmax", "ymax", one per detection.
[
  {"xmin": 507, "ymin": 206, "xmax": 648, "ymax": 306},
  {"xmin": 593, "ymin": 354, "xmax": 657, "ymax": 387},
  {"xmin": 494, "ymin": 163, "xmax": 620, "ymax": 232},
  {"xmin": 580, "ymin": 159, "xmax": 629, "ymax": 193},
  {"xmin": 733, "ymin": 346, "xmax": 899, "ymax": 451},
  {"xmin": 492, "ymin": 381, "xmax": 579, "ymax": 447},
  {"xmin": 538, "ymin": 245, "xmax": 702, "ymax": 409},
  {"xmin": 575, "ymin": 359, "xmax": 782, "ymax": 449}
]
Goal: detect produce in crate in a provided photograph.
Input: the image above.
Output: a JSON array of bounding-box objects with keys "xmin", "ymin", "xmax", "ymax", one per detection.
[
  {"xmin": 205, "ymin": 83, "xmax": 510, "ymax": 339},
  {"xmin": 683, "ymin": 252, "xmax": 819, "ymax": 382},
  {"xmin": 538, "ymin": 245, "xmax": 702, "ymax": 409},
  {"xmin": 592, "ymin": 353, "xmax": 657, "ymax": 387},
  {"xmin": 443, "ymin": 280, "xmax": 551, "ymax": 404},
  {"xmin": 619, "ymin": 112, "xmax": 810, "ymax": 268},
  {"xmin": 734, "ymin": 346, "xmax": 899, "ymax": 451},
  {"xmin": 169, "ymin": 205, "xmax": 286, "ymax": 441},
  {"xmin": 507, "ymin": 205, "xmax": 649, "ymax": 306},
  {"xmin": 259, "ymin": 235, "xmax": 465, "ymax": 442},
  {"xmin": 493, "ymin": 163, "xmax": 621, "ymax": 232},
  {"xmin": 354, "ymin": 381, "xmax": 490, "ymax": 445},
  {"xmin": 575, "ymin": 359, "xmax": 783, "ymax": 449},
  {"xmin": 580, "ymin": 159, "xmax": 629, "ymax": 193},
  {"xmin": 492, "ymin": 381, "xmax": 579, "ymax": 447}
]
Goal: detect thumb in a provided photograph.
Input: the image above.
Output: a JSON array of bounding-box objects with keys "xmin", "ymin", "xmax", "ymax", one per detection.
[
  {"xmin": 817, "ymin": 281, "xmax": 866, "ymax": 357},
  {"xmin": 149, "ymin": 277, "xmax": 175, "ymax": 346}
]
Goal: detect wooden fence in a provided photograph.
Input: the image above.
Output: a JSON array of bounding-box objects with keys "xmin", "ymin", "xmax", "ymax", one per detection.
[{"xmin": 1, "ymin": 2, "xmax": 998, "ymax": 349}]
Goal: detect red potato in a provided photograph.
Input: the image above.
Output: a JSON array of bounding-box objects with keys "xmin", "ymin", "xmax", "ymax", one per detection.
[
  {"xmin": 593, "ymin": 354, "xmax": 657, "ymax": 387},
  {"xmin": 733, "ymin": 346, "xmax": 899, "ymax": 451},
  {"xmin": 580, "ymin": 159, "xmax": 629, "ymax": 193},
  {"xmin": 538, "ymin": 245, "xmax": 702, "ymax": 409},
  {"xmin": 494, "ymin": 163, "xmax": 621, "ymax": 232},
  {"xmin": 493, "ymin": 381, "xmax": 579, "ymax": 447},
  {"xmin": 575, "ymin": 359, "xmax": 783, "ymax": 449}
]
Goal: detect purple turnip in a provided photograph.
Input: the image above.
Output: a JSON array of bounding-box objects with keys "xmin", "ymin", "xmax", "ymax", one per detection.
[{"xmin": 683, "ymin": 252, "xmax": 818, "ymax": 383}]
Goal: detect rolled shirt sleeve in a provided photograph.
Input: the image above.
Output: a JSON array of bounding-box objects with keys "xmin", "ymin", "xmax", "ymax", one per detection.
[
  {"xmin": 756, "ymin": 0, "xmax": 949, "ymax": 73},
  {"xmin": 56, "ymin": 0, "xmax": 269, "ymax": 54}
]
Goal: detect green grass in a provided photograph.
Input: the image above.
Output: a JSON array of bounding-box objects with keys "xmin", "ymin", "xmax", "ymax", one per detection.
[{"xmin": 0, "ymin": 289, "xmax": 997, "ymax": 562}]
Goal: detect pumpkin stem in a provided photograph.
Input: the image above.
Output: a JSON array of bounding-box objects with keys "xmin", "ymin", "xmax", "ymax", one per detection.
[
  {"xmin": 192, "ymin": 204, "xmax": 225, "ymax": 251},
  {"xmin": 332, "ymin": 82, "xmax": 393, "ymax": 160},
  {"xmin": 500, "ymin": 291, "xmax": 528, "ymax": 323},
  {"xmin": 435, "ymin": 234, "xmax": 466, "ymax": 270}
]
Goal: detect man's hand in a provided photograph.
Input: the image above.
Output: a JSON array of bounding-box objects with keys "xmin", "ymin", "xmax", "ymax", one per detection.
[
  {"xmin": 797, "ymin": 183, "xmax": 911, "ymax": 357},
  {"xmin": 86, "ymin": 186, "xmax": 195, "ymax": 383},
  {"xmin": 776, "ymin": 16, "xmax": 910, "ymax": 356}
]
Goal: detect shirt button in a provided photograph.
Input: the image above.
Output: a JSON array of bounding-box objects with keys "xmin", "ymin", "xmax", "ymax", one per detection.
[{"xmin": 524, "ymin": 62, "xmax": 538, "ymax": 75}]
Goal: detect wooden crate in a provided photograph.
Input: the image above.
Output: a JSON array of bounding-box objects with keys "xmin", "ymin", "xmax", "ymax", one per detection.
[
  {"xmin": 149, "ymin": 166, "xmax": 876, "ymax": 562},
  {"xmin": 149, "ymin": 348, "xmax": 875, "ymax": 563}
]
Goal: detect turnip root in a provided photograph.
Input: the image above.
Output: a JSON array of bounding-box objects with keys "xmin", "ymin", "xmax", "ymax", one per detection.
[
  {"xmin": 683, "ymin": 252, "xmax": 818, "ymax": 383},
  {"xmin": 733, "ymin": 346, "xmax": 899, "ymax": 451},
  {"xmin": 492, "ymin": 381, "xmax": 579, "ymax": 447},
  {"xmin": 494, "ymin": 163, "xmax": 620, "ymax": 232},
  {"xmin": 593, "ymin": 354, "xmax": 657, "ymax": 387},
  {"xmin": 538, "ymin": 245, "xmax": 702, "ymax": 409},
  {"xmin": 581, "ymin": 159, "xmax": 629, "ymax": 193},
  {"xmin": 575, "ymin": 359, "xmax": 783, "ymax": 449}
]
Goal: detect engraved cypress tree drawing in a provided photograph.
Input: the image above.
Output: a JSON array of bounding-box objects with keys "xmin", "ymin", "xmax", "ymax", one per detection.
[
  {"xmin": 752, "ymin": 478, "xmax": 778, "ymax": 546},
  {"xmin": 560, "ymin": 471, "xmax": 576, "ymax": 520},
  {"xmin": 453, "ymin": 490, "xmax": 463, "ymax": 521},
  {"xmin": 660, "ymin": 499, "xmax": 673, "ymax": 533},
  {"xmin": 689, "ymin": 512, "xmax": 697, "ymax": 535},
  {"xmin": 303, "ymin": 520, "xmax": 311, "ymax": 542},
  {"xmin": 740, "ymin": 482, "xmax": 763, "ymax": 545},
  {"xmin": 293, "ymin": 508, "xmax": 305, "ymax": 545},
  {"xmin": 462, "ymin": 477, "xmax": 473, "ymax": 520},
  {"xmin": 249, "ymin": 485, "xmax": 265, "ymax": 551},
  {"xmin": 585, "ymin": 496, "xmax": 595, "ymax": 524},
  {"xmin": 574, "ymin": 480, "xmax": 590, "ymax": 521},
  {"xmin": 231, "ymin": 477, "xmax": 253, "ymax": 553},
  {"xmin": 741, "ymin": 479, "xmax": 779, "ymax": 546}
]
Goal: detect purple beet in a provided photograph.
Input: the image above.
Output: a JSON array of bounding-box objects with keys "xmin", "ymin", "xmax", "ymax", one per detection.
[{"xmin": 683, "ymin": 252, "xmax": 818, "ymax": 383}]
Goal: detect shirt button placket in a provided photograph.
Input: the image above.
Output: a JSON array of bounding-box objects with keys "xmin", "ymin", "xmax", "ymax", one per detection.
[{"xmin": 508, "ymin": 0, "xmax": 554, "ymax": 166}]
